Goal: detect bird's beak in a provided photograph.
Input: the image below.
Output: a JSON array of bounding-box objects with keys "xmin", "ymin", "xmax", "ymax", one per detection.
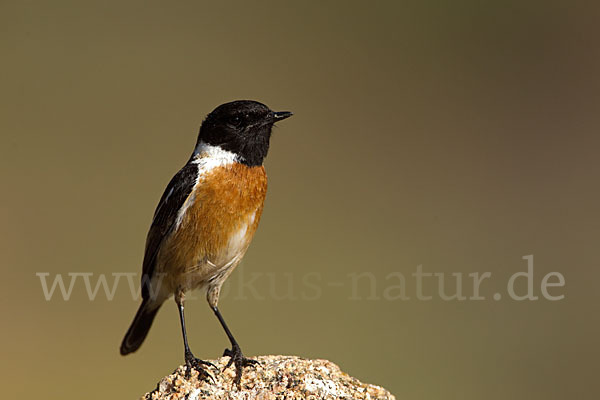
[{"xmin": 272, "ymin": 111, "xmax": 293, "ymax": 122}]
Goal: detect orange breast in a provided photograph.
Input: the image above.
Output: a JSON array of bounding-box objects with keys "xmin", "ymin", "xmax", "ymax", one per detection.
[{"xmin": 156, "ymin": 163, "xmax": 267, "ymax": 291}]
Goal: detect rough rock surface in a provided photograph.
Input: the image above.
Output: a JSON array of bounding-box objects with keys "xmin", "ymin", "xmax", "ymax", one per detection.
[{"xmin": 143, "ymin": 355, "xmax": 395, "ymax": 400}]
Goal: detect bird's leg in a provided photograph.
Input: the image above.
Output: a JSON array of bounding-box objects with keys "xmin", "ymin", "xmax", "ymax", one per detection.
[
  {"xmin": 212, "ymin": 306, "xmax": 259, "ymax": 387},
  {"xmin": 176, "ymin": 300, "xmax": 215, "ymax": 381}
]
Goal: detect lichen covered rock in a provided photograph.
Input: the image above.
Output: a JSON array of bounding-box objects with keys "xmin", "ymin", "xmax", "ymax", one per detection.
[{"xmin": 143, "ymin": 355, "xmax": 395, "ymax": 400}]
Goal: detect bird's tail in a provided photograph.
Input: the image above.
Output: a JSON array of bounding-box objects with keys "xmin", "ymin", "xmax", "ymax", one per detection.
[{"xmin": 120, "ymin": 299, "xmax": 161, "ymax": 355}]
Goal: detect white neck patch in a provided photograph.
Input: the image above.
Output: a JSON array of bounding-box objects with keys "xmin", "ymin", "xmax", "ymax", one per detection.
[{"xmin": 191, "ymin": 141, "xmax": 239, "ymax": 170}]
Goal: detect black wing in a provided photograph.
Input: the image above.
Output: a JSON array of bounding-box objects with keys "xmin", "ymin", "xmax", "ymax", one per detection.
[{"xmin": 141, "ymin": 162, "xmax": 198, "ymax": 299}]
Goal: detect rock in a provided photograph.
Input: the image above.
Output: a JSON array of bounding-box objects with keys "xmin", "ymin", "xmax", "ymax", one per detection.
[{"xmin": 143, "ymin": 355, "xmax": 395, "ymax": 400}]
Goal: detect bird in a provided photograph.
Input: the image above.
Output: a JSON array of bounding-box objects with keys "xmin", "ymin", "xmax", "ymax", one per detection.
[{"xmin": 120, "ymin": 100, "xmax": 293, "ymax": 385}]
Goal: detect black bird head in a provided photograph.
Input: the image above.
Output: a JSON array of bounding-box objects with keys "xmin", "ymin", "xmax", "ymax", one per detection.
[{"xmin": 196, "ymin": 100, "xmax": 293, "ymax": 167}]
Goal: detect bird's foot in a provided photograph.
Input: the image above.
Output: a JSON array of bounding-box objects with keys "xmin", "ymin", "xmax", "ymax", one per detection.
[
  {"xmin": 223, "ymin": 344, "xmax": 259, "ymax": 387},
  {"xmin": 184, "ymin": 350, "xmax": 216, "ymax": 382}
]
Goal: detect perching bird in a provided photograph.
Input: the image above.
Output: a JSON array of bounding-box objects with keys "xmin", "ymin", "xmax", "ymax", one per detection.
[{"xmin": 120, "ymin": 100, "xmax": 292, "ymax": 385}]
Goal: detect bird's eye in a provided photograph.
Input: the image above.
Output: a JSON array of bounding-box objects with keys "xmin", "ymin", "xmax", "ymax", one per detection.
[{"xmin": 230, "ymin": 115, "xmax": 243, "ymax": 127}]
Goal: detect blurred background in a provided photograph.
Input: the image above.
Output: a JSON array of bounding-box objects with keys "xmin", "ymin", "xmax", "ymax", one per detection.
[{"xmin": 1, "ymin": 1, "xmax": 599, "ymax": 399}]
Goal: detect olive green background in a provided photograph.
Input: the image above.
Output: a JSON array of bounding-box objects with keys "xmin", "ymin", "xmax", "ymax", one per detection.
[{"xmin": 1, "ymin": 1, "xmax": 599, "ymax": 399}]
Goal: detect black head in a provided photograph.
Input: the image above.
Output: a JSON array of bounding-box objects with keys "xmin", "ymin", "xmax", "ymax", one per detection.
[{"xmin": 196, "ymin": 100, "xmax": 292, "ymax": 166}]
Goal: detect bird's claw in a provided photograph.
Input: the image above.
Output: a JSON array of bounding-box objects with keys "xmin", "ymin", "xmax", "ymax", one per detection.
[
  {"xmin": 184, "ymin": 350, "xmax": 216, "ymax": 383},
  {"xmin": 222, "ymin": 345, "xmax": 259, "ymax": 387}
]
